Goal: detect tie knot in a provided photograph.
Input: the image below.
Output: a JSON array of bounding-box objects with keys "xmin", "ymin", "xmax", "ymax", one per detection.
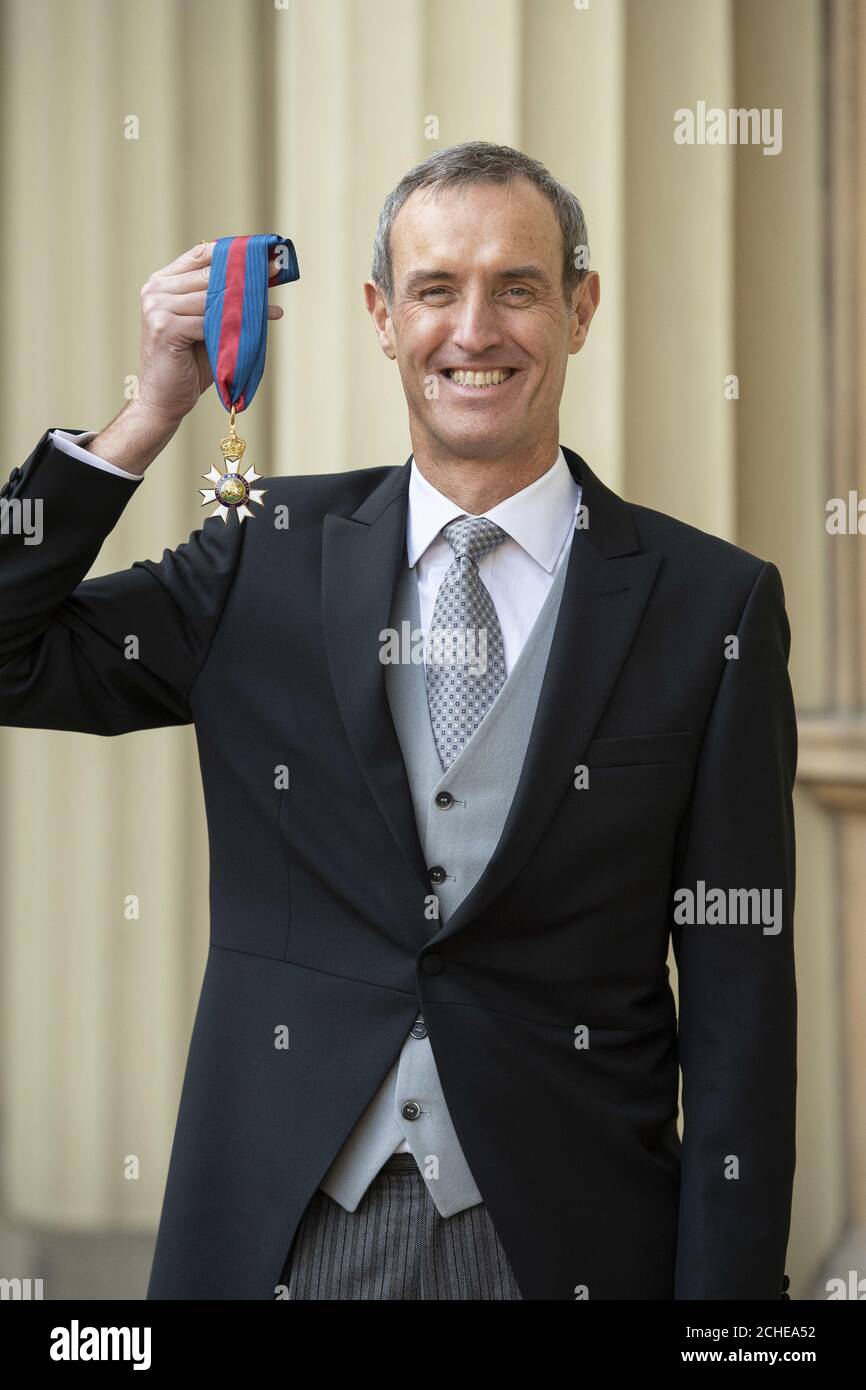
[{"xmin": 442, "ymin": 515, "xmax": 508, "ymax": 566}]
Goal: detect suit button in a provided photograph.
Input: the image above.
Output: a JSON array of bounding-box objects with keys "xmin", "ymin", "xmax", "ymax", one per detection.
[
  {"xmin": 401, "ymin": 1101, "xmax": 421, "ymax": 1121},
  {"xmin": 429, "ymin": 864, "xmax": 447, "ymax": 885},
  {"xmin": 421, "ymin": 953, "xmax": 443, "ymax": 976},
  {"xmin": 434, "ymin": 791, "xmax": 453, "ymax": 809},
  {"xmin": 410, "ymin": 1018, "xmax": 427, "ymax": 1038}
]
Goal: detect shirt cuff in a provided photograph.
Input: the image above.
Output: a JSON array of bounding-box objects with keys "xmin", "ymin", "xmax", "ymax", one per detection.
[{"xmin": 50, "ymin": 428, "xmax": 144, "ymax": 481}]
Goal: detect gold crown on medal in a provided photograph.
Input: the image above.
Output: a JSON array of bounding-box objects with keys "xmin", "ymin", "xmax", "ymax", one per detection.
[{"xmin": 219, "ymin": 429, "xmax": 247, "ymax": 464}]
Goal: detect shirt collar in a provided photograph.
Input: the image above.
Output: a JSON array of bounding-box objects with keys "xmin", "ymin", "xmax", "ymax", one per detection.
[{"xmin": 406, "ymin": 447, "xmax": 581, "ymax": 574}]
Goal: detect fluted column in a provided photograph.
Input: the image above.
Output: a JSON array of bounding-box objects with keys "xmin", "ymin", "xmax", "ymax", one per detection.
[{"xmin": 624, "ymin": 0, "xmax": 735, "ymax": 534}]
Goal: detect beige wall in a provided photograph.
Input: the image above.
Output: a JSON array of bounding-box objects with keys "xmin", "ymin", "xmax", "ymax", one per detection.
[{"xmin": 0, "ymin": 0, "xmax": 847, "ymax": 1297}]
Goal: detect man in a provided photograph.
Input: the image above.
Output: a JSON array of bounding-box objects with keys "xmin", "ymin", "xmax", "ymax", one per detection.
[{"xmin": 0, "ymin": 142, "xmax": 796, "ymax": 1300}]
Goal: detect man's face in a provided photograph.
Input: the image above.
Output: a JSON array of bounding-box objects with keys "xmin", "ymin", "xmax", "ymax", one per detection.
[{"xmin": 365, "ymin": 177, "xmax": 598, "ymax": 461}]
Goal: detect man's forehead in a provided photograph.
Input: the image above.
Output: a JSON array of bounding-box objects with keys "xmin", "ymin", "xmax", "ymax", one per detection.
[
  {"xmin": 397, "ymin": 177, "xmax": 552, "ymax": 231},
  {"xmin": 391, "ymin": 180, "xmax": 559, "ymax": 273}
]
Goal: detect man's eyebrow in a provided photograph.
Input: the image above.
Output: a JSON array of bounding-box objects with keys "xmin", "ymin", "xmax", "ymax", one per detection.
[
  {"xmin": 401, "ymin": 264, "xmax": 551, "ymax": 293},
  {"xmin": 496, "ymin": 265, "xmax": 551, "ymax": 284},
  {"xmin": 402, "ymin": 268, "xmax": 458, "ymax": 293}
]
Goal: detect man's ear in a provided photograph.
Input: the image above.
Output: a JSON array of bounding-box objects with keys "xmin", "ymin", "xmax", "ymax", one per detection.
[
  {"xmin": 364, "ymin": 281, "xmax": 397, "ymax": 360},
  {"xmin": 569, "ymin": 271, "xmax": 601, "ymax": 356}
]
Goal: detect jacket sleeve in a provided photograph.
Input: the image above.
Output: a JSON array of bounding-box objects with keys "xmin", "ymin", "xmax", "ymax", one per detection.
[
  {"xmin": 0, "ymin": 429, "xmax": 244, "ymax": 735},
  {"xmin": 671, "ymin": 559, "xmax": 797, "ymax": 1300}
]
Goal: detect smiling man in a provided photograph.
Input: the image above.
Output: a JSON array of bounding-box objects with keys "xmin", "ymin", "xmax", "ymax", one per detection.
[
  {"xmin": 0, "ymin": 142, "xmax": 797, "ymax": 1301},
  {"xmin": 365, "ymin": 167, "xmax": 596, "ymax": 516}
]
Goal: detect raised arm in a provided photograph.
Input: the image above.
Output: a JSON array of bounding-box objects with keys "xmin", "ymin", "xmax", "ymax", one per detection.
[{"xmin": 0, "ymin": 240, "xmax": 284, "ymax": 736}]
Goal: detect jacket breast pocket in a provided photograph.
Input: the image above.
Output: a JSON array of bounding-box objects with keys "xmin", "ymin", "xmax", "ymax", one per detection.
[{"xmin": 582, "ymin": 731, "xmax": 692, "ymax": 768}]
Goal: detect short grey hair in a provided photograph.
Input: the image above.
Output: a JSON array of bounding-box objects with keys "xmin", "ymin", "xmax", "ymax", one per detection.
[{"xmin": 371, "ymin": 140, "xmax": 590, "ymax": 310}]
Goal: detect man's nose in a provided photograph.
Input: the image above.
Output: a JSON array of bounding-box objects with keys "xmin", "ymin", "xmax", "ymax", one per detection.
[{"xmin": 451, "ymin": 292, "xmax": 504, "ymax": 353}]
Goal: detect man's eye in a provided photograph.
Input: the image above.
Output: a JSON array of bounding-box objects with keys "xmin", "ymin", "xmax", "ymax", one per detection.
[
  {"xmin": 423, "ymin": 287, "xmax": 450, "ymax": 298},
  {"xmin": 503, "ymin": 286, "xmax": 531, "ymax": 300}
]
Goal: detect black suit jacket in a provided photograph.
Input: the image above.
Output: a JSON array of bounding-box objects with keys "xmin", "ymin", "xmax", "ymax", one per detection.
[{"xmin": 0, "ymin": 431, "xmax": 797, "ymax": 1300}]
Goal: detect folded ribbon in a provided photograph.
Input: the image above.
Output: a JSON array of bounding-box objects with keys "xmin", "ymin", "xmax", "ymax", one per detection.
[{"xmin": 204, "ymin": 234, "xmax": 300, "ymax": 412}]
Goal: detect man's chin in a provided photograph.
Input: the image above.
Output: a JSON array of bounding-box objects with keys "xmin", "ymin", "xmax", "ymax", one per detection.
[{"xmin": 429, "ymin": 420, "xmax": 528, "ymax": 461}]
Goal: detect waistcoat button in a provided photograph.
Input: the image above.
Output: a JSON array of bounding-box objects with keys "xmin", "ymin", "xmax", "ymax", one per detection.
[
  {"xmin": 410, "ymin": 1018, "xmax": 427, "ymax": 1038},
  {"xmin": 401, "ymin": 1101, "xmax": 421, "ymax": 1121},
  {"xmin": 428, "ymin": 864, "xmax": 447, "ymax": 884},
  {"xmin": 434, "ymin": 791, "xmax": 453, "ymax": 808}
]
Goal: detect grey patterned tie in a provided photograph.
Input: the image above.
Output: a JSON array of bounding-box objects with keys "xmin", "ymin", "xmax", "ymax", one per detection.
[{"xmin": 425, "ymin": 515, "xmax": 509, "ymax": 771}]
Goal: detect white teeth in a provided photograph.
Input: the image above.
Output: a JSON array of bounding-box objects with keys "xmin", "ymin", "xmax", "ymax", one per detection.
[{"xmin": 447, "ymin": 369, "xmax": 513, "ymax": 387}]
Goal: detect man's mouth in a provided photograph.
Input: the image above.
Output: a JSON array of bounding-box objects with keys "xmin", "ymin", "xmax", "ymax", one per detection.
[{"xmin": 441, "ymin": 368, "xmax": 515, "ymax": 389}]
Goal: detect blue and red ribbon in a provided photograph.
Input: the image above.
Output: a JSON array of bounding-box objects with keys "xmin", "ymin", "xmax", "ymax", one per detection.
[{"xmin": 204, "ymin": 234, "xmax": 300, "ymax": 412}]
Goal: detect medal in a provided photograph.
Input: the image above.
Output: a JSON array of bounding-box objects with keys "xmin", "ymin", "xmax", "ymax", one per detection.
[
  {"xmin": 201, "ymin": 233, "xmax": 299, "ymax": 523},
  {"xmin": 200, "ymin": 404, "xmax": 266, "ymax": 523}
]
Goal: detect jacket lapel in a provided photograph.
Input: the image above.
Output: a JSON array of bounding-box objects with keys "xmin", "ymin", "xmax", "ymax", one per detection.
[
  {"xmin": 321, "ymin": 461, "xmax": 431, "ymax": 894},
  {"xmin": 427, "ymin": 447, "xmax": 662, "ymax": 948}
]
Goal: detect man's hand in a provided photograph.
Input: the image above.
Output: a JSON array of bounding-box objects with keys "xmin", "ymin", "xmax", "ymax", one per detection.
[
  {"xmin": 136, "ymin": 240, "xmax": 284, "ymax": 426},
  {"xmin": 82, "ymin": 241, "xmax": 284, "ymax": 478}
]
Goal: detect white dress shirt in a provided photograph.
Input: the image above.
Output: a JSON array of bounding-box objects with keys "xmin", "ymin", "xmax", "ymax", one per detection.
[
  {"xmin": 407, "ymin": 450, "xmax": 582, "ymax": 675},
  {"xmin": 50, "ymin": 428, "xmax": 146, "ymax": 479}
]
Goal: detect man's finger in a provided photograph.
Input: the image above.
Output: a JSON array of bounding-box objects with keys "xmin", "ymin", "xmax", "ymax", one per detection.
[
  {"xmin": 144, "ymin": 291, "xmax": 210, "ymax": 316},
  {"xmin": 144, "ymin": 292, "xmax": 285, "ymax": 319},
  {"xmin": 151, "ymin": 255, "xmax": 281, "ymax": 298},
  {"xmin": 158, "ymin": 241, "xmax": 216, "ymax": 278},
  {"xmin": 150, "ymin": 270, "xmax": 213, "ymax": 297},
  {"xmin": 142, "ymin": 289, "xmax": 284, "ymax": 321}
]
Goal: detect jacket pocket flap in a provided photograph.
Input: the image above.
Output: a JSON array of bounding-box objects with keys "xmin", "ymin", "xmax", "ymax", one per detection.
[{"xmin": 582, "ymin": 731, "xmax": 692, "ymax": 768}]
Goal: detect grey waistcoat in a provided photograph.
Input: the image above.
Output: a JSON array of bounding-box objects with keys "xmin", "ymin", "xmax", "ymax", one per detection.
[{"xmin": 317, "ymin": 545, "xmax": 570, "ymax": 1217}]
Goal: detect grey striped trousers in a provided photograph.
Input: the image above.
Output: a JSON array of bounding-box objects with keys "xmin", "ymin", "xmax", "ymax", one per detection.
[{"xmin": 277, "ymin": 1153, "xmax": 523, "ymax": 1300}]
